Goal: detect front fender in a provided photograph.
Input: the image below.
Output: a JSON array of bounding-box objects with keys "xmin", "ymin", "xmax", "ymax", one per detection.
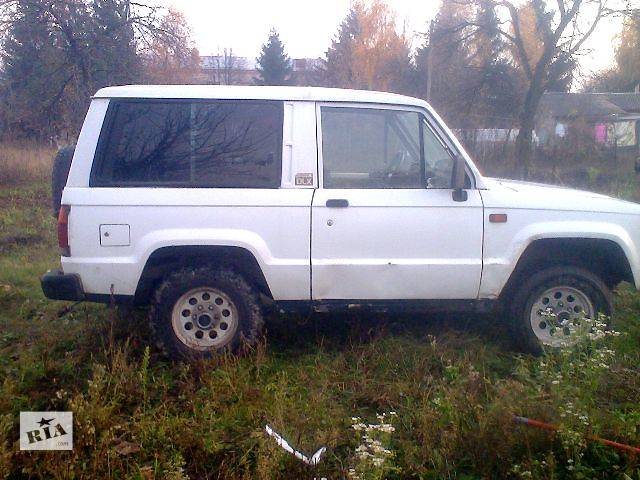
[{"xmin": 480, "ymin": 219, "xmax": 640, "ymax": 298}]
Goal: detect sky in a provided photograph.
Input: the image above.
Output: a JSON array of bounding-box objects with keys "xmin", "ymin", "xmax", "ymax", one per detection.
[{"xmin": 159, "ymin": 0, "xmax": 624, "ymax": 80}]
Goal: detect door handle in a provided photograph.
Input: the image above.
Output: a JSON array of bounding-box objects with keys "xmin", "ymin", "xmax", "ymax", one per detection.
[{"xmin": 326, "ymin": 199, "xmax": 349, "ymax": 208}]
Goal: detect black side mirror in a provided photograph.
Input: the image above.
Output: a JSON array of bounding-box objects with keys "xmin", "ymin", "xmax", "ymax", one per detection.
[{"xmin": 452, "ymin": 155, "xmax": 468, "ymax": 202}]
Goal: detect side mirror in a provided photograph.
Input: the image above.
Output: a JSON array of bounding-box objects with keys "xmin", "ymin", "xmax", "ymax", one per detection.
[{"xmin": 452, "ymin": 155, "xmax": 468, "ymax": 202}]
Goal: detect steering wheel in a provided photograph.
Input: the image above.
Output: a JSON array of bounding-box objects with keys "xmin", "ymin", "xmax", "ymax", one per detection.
[{"xmin": 387, "ymin": 151, "xmax": 407, "ymax": 174}]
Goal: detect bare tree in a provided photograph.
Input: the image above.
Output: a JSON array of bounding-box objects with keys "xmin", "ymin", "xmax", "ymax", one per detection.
[
  {"xmin": 206, "ymin": 48, "xmax": 244, "ymax": 85},
  {"xmin": 222, "ymin": 48, "xmax": 244, "ymax": 85},
  {"xmin": 143, "ymin": 7, "xmax": 199, "ymax": 84},
  {"xmin": 477, "ymin": 0, "xmax": 635, "ymax": 177}
]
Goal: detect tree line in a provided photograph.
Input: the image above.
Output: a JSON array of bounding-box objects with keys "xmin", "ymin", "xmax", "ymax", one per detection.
[
  {"xmin": 312, "ymin": 0, "xmax": 636, "ymax": 177},
  {"xmin": 0, "ymin": 0, "xmax": 198, "ymax": 141},
  {"xmin": 0, "ymin": 0, "xmax": 637, "ymax": 176}
]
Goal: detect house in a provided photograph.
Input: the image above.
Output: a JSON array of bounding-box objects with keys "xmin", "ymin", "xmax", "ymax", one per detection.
[{"xmin": 536, "ymin": 92, "xmax": 640, "ymax": 156}]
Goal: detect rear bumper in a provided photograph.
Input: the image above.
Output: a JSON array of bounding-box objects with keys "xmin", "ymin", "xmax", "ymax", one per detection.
[{"xmin": 41, "ymin": 269, "xmax": 85, "ymax": 301}]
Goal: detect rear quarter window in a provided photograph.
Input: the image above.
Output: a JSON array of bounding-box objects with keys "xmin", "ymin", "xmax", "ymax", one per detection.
[{"xmin": 91, "ymin": 100, "xmax": 283, "ymax": 188}]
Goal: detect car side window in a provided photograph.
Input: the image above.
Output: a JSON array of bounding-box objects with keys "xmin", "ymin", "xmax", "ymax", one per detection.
[
  {"xmin": 91, "ymin": 100, "xmax": 283, "ymax": 188},
  {"xmin": 422, "ymin": 119, "xmax": 455, "ymax": 189},
  {"xmin": 321, "ymin": 107, "xmax": 423, "ymax": 189}
]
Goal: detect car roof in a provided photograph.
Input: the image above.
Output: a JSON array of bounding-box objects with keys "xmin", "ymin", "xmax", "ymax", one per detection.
[{"xmin": 93, "ymin": 85, "xmax": 429, "ymax": 108}]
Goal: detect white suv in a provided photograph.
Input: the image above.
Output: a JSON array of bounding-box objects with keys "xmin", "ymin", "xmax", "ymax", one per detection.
[{"xmin": 41, "ymin": 85, "xmax": 640, "ymax": 358}]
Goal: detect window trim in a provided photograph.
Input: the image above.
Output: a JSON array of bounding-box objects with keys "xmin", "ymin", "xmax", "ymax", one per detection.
[
  {"xmin": 89, "ymin": 98, "xmax": 284, "ymax": 188},
  {"xmin": 316, "ymin": 102, "xmax": 476, "ymax": 190}
]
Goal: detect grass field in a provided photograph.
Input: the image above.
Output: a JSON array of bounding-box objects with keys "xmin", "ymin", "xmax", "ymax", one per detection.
[{"xmin": 1, "ymin": 147, "xmax": 640, "ymax": 479}]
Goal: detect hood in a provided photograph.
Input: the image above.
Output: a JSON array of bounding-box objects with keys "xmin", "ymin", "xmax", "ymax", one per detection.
[
  {"xmin": 482, "ymin": 177, "xmax": 640, "ymax": 215},
  {"xmin": 486, "ymin": 177, "xmax": 611, "ymax": 199}
]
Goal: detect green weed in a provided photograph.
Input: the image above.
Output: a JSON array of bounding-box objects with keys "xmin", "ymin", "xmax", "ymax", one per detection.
[{"xmin": 0, "ymin": 148, "xmax": 639, "ymax": 478}]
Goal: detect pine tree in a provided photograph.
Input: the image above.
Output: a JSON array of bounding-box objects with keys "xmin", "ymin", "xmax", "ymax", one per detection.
[
  {"xmin": 91, "ymin": 0, "xmax": 141, "ymax": 88},
  {"xmin": 254, "ymin": 29, "xmax": 292, "ymax": 86},
  {"xmin": 323, "ymin": 7, "xmax": 361, "ymax": 88},
  {"xmin": 611, "ymin": 17, "xmax": 640, "ymax": 90},
  {"xmin": 322, "ymin": 1, "xmax": 412, "ymax": 93}
]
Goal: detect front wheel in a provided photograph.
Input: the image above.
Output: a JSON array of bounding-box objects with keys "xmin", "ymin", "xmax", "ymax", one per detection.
[
  {"xmin": 508, "ymin": 266, "xmax": 612, "ymax": 353},
  {"xmin": 152, "ymin": 267, "xmax": 264, "ymax": 360}
]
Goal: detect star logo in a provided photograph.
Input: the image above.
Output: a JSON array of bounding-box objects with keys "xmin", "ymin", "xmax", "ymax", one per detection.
[
  {"xmin": 37, "ymin": 417, "xmax": 55, "ymax": 427},
  {"xmin": 20, "ymin": 412, "xmax": 73, "ymax": 450}
]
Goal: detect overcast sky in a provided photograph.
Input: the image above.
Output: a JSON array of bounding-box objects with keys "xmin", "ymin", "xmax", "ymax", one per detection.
[{"xmin": 158, "ymin": 0, "xmax": 623, "ymax": 81}]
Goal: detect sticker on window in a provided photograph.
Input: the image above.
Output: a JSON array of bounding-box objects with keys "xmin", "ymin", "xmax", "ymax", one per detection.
[{"xmin": 295, "ymin": 173, "xmax": 314, "ymax": 186}]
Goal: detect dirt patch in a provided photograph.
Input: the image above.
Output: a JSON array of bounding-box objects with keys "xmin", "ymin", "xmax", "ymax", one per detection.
[{"xmin": 0, "ymin": 233, "xmax": 45, "ymax": 252}]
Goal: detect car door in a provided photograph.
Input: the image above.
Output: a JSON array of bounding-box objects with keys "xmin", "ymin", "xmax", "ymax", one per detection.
[{"xmin": 311, "ymin": 103, "xmax": 484, "ymax": 300}]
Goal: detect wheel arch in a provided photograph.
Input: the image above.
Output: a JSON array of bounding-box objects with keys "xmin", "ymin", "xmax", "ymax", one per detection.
[
  {"xmin": 133, "ymin": 245, "xmax": 272, "ymax": 305},
  {"xmin": 499, "ymin": 237, "xmax": 634, "ymax": 302}
]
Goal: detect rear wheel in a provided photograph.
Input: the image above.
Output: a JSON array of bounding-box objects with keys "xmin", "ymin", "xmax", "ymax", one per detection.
[
  {"xmin": 152, "ymin": 267, "xmax": 264, "ymax": 360},
  {"xmin": 509, "ymin": 266, "xmax": 612, "ymax": 353}
]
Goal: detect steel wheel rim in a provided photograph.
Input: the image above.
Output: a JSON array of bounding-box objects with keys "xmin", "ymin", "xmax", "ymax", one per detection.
[
  {"xmin": 529, "ymin": 285, "xmax": 594, "ymax": 347},
  {"xmin": 171, "ymin": 287, "xmax": 239, "ymax": 351}
]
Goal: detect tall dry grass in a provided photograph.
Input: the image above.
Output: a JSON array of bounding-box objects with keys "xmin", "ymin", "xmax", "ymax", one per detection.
[{"xmin": 0, "ymin": 143, "xmax": 55, "ymax": 186}]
